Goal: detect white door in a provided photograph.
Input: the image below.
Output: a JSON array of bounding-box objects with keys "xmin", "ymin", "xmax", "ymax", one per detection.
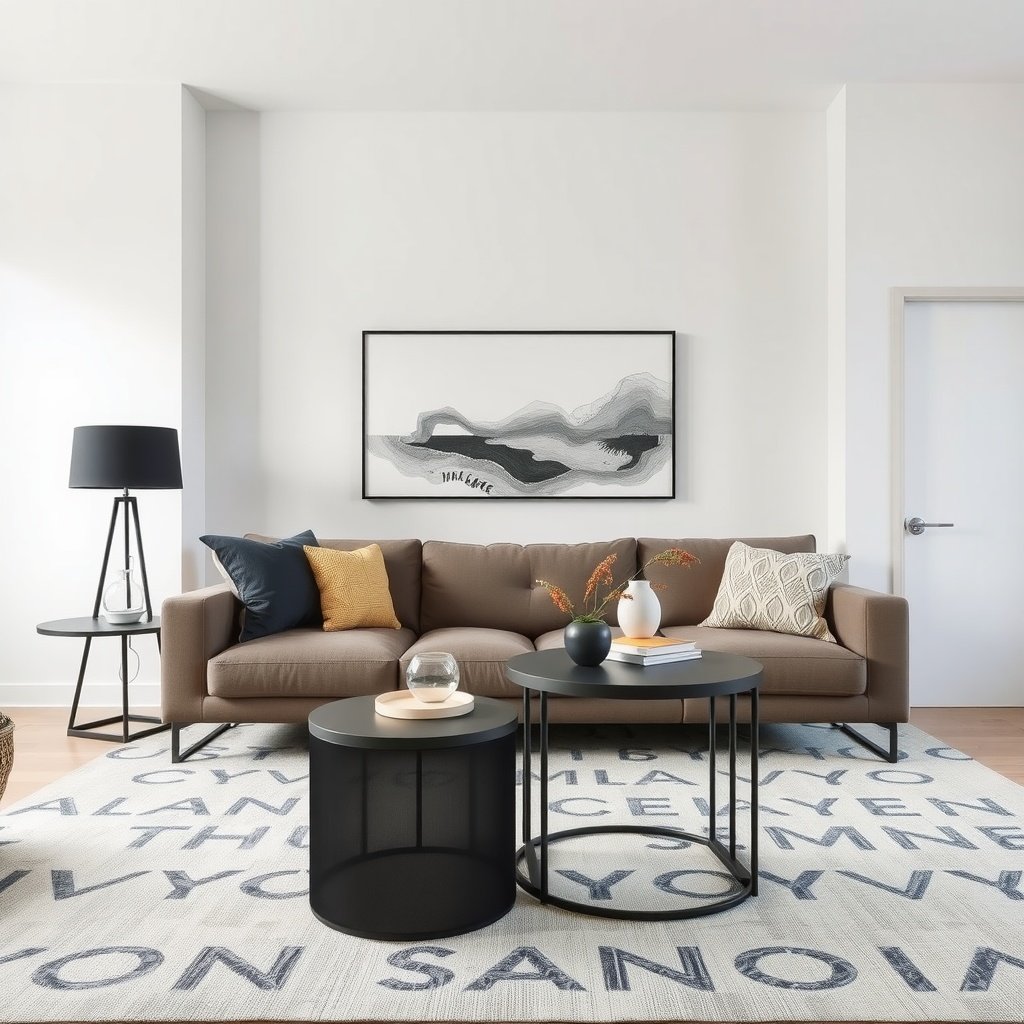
[{"xmin": 903, "ymin": 300, "xmax": 1024, "ymax": 706}]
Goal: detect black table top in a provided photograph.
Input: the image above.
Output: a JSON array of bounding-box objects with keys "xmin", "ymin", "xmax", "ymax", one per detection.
[
  {"xmin": 36, "ymin": 616, "xmax": 161, "ymax": 638},
  {"xmin": 506, "ymin": 649, "xmax": 763, "ymax": 700},
  {"xmin": 309, "ymin": 694, "xmax": 518, "ymax": 750}
]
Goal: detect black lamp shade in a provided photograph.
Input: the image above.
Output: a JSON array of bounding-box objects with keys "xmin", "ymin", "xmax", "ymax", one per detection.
[{"xmin": 69, "ymin": 425, "xmax": 182, "ymax": 490}]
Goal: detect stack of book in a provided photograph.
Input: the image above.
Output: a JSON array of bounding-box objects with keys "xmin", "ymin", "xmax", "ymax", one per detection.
[{"xmin": 606, "ymin": 635, "xmax": 702, "ymax": 666}]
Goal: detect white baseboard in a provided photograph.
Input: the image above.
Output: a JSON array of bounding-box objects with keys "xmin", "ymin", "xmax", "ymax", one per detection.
[{"xmin": 0, "ymin": 682, "xmax": 161, "ymax": 708}]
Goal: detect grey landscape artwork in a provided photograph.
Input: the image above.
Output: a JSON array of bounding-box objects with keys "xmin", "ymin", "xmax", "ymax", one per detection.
[{"xmin": 362, "ymin": 331, "xmax": 675, "ymax": 499}]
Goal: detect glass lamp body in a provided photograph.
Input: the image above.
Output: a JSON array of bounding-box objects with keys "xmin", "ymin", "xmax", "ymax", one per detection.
[
  {"xmin": 406, "ymin": 651, "xmax": 460, "ymax": 703},
  {"xmin": 102, "ymin": 558, "xmax": 145, "ymax": 624}
]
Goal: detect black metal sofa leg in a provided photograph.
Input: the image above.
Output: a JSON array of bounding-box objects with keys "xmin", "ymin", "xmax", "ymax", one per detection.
[
  {"xmin": 833, "ymin": 722, "xmax": 899, "ymax": 763},
  {"xmin": 171, "ymin": 723, "xmax": 234, "ymax": 763}
]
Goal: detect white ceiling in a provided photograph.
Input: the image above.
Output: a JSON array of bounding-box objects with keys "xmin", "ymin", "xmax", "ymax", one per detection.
[{"xmin": 1, "ymin": 0, "xmax": 1023, "ymax": 111}]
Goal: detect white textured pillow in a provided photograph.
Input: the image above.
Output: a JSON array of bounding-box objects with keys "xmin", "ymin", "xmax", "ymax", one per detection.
[{"xmin": 701, "ymin": 541, "xmax": 849, "ymax": 642}]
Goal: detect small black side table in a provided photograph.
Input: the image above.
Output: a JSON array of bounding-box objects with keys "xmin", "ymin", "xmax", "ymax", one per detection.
[
  {"xmin": 36, "ymin": 617, "xmax": 169, "ymax": 743},
  {"xmin": 308, "ymin": 694, "xmax": 517, "ymax": 940},
  {"xmin": 507, "ymin": 648, "xmax": 763, "ymax": 920}
]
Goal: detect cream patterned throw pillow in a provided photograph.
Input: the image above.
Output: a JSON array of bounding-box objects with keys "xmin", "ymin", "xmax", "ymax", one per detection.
[{"xmin": 701, "ymin": 541, "xmax": 849, "ymax": 642}]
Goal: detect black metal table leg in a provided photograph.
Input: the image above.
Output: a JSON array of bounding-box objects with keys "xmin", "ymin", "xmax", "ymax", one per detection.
[
  {"xmin": 67, "ymin": 637, "xmax": 92, "ymax": 735},
  {"xmin": 522, "ymin": 687, "xmax": 532, "ymax": 845},
  {"xmin": 62, "ymin": 631, "xmax": 168, "ymax": 744},
  {"xmin": 708, "ymin": 697, "xmax": 717, "ymax": 843},
  {"xmin": 539, "ymin": 691, "xmax": 549, "ymax": 901},
  {"xmin": 120, "ymin": 634, "xmax": 130, "ymax": 743},
  {"xmin": 750, "ymin": 686, "xmax": 759, "ymax": 895},
  {"xmin": 729, "ymin": 693, "xmax": 737, "ymax": 859}
]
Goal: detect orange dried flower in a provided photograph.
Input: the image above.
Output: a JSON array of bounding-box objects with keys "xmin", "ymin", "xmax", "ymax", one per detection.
[
  {"xmin": 652, "ymin": 547, "xmax": 700, "ymax": 568},
  {"xmin": 536, "ymin": 580, "xmax": 574, "ymax": 616},
  {"xmin": 583, "ymin": 553, "xmax": 617, "ymax": 605},
  {"xmin": 538, "ymin": 546, "xmax": 697, "ymax": 624}
]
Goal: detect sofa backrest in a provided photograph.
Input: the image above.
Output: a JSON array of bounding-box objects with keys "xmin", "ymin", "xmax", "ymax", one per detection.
[
  {"xmin": 247, "ymin": 535, "xmax": 423, "ymax": 632},
  {"xmin": 319, "ymin": 539, "xmax": 423, "ymax": 632},
  {"xmin": 420, "ymin": 538, "xmax": 638, "ymax": 638},
  {"xmin": 637, "ymin": 535, "xmax": 817, "ymax": 626}
]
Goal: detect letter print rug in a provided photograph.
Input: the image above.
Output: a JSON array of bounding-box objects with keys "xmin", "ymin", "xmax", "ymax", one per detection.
[{"xmin": 1, "ymin": 721, "xmax": 1022, "ymax": 1022}]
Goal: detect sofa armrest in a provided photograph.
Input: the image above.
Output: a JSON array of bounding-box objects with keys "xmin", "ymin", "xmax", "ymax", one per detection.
[
  {"xmin": 827, "ymin": 584, "xmax": 909, "ymax": 722},
  {"xmin": 161, "ymin": 584, "xmax": 239, "ymax": 723}
]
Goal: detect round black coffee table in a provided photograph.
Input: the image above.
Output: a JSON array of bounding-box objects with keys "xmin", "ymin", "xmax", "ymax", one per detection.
[
  {"xmin": 506, "ymin": 648, "xmax": 763, "ymax": 920},
  {"xmin": 308, "ymin": 694, "xmax": 518, "ymax": 940}
]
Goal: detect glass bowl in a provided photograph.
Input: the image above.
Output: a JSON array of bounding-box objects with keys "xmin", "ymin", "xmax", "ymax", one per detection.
[{"xmin": 406, "ymin": 651, "xmax": 460, "ymax": 703}]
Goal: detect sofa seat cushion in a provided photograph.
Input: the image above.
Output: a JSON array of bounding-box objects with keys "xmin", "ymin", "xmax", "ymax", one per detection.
[
  {"xmin": 208, "ymin": 627, "xmax": 416, "ymax": 699},
  {"xmin": 664, "ymin": 624, "xmax": 865, "ymax": 697},
  {"xmin": 401, "ymin": 628, "xmax": 534, "ymax": 699}
]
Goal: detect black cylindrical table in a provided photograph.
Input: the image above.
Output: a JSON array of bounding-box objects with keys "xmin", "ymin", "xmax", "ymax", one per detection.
[
  {"xmin": 308, "ymin": 694, "xmax": 517, "ymax": 940},
  {"xmin": 506, "ymin": 648, "xmax": 763, "ymax": 921}
]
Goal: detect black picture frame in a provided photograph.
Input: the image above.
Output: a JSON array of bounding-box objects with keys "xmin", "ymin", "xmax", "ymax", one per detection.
[{"xmin": 364, "ymin": 329, "xmax": 675, "ymax": 501}]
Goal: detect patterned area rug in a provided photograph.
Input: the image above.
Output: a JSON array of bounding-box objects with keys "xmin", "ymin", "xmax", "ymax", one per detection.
[{"xmin": 1, "ymin": 721, "xmax": 1022, "ymax": 1022}]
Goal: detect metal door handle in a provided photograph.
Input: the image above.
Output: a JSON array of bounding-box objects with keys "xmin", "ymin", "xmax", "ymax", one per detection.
[{"xmin": 904, "ymin": 516, "xmax": 955, "ymax": 536}]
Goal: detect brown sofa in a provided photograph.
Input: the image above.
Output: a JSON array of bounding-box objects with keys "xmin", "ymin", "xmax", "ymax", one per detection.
[{"xmin": 161, "ymin": 535, "xmax": 908, "ymax": 762}]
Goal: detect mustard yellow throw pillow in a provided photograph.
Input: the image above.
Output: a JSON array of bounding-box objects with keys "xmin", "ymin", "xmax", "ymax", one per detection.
[{"xmin": 303, "ymin": 543, "xmax": 401, "ymax": 631}]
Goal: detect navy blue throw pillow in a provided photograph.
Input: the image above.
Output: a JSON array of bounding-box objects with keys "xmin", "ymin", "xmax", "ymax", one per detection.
[{"xmin": 200, "ymin": 530, "xmax": 321, "ymax": 641}]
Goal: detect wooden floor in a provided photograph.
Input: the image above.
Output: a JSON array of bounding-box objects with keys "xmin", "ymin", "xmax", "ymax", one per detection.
[{"xmin": 2, "ymin": 706, "xmax": 1023, "ymax": 808}]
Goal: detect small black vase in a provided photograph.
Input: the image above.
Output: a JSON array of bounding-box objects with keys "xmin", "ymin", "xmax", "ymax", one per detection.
[{"xmin": 564, "ymin": 620, "xmax": 612, "ymax": 667}]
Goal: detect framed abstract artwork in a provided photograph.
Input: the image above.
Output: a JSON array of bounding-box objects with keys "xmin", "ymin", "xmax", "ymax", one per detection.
[{"xmin": 362, "ymin": 330, "xmax": 675, "ymax": 499}]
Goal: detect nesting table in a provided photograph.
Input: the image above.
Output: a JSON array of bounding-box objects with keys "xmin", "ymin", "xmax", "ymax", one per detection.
[
  {"xmin": 506, "ymin": 648, "xmax": 764, "ymax": 920},
  {"xmin": 308, "ymin": 694, "xmax": 518, "ymax": 940}
]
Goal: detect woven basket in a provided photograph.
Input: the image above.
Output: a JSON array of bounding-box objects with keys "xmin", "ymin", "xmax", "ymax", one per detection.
[{"xmin": 0, "ymin": 713, "xmax": 13, "ymax": 802}]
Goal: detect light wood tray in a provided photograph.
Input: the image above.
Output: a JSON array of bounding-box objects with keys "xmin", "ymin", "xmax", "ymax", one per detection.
[{"xmin": 374, "ymin": 691, "xmax": 475, "ymax": 720}]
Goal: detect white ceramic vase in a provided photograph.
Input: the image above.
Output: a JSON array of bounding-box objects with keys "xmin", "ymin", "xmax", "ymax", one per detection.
[{"xmin": 618, "ymin": 579, "xmax": 662, "ymax": 638}]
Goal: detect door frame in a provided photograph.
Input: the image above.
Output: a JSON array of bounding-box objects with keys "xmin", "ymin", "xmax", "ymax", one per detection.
[{"xmin": 890, "ymin": 286, "xmax": 1024, "ymax": 595}]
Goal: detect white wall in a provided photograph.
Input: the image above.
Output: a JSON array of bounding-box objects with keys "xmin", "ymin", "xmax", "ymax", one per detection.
[
  {"xmin": 0, "ymin": 84, "xmax": 192, "ymax": 706},
  {"xmin": 9, "ymin": 83, "xmax": 1021, "ymax": 707},
  {"xmin": 204, "ymin": 110, "xmax": 263, "ymax": 568},
  {"xmin": 841, "ymin": 85, "xmax": 1024, "ymax": 591},
  {"xmin": 181, "ymin": 87, "xmax": 207, "ymax": 591},
  {"xmin": 825, "ymin": 88, "xmax": 846, "ymax": 555},
  {"xmin": 206, "ymin": 112, "xmax": 828, "ymax": 547}
]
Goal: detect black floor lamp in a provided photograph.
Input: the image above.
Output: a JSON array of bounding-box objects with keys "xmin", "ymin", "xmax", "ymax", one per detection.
[{"xmin": 69, "ymin": 425, "xmax": 182, "ymax": 622}]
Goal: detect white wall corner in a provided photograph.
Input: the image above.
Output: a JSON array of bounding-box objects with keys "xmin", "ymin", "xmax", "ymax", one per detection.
[
  {"xmin": 181, "ymin": 86, "xmax": 207, "ymax": 592},
  {"xmin": 826, "ymin": 87, "xmax": 847, "ymax": 555},
  {"xmin": 204, "ymin": 109, "xmax": 263, "ymax": 577}
]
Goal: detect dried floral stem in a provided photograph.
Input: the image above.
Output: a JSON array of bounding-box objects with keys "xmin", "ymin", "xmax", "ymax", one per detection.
[{"xmin": 537, "ymin": 547, "xmax": 699, "ymax": 624}]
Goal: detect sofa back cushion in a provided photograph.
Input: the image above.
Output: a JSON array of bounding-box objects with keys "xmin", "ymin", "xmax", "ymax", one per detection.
[
  {"xmin": 421, "ymin": 538, "xmax": 637, "ymax": 637},
  {"xmin": 247, "ymin": 536, "xmax": 422, "ymax": 632},
  {"xmin": 638, "ymin": 535, "xmax": 816, "ymax": 626}
]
